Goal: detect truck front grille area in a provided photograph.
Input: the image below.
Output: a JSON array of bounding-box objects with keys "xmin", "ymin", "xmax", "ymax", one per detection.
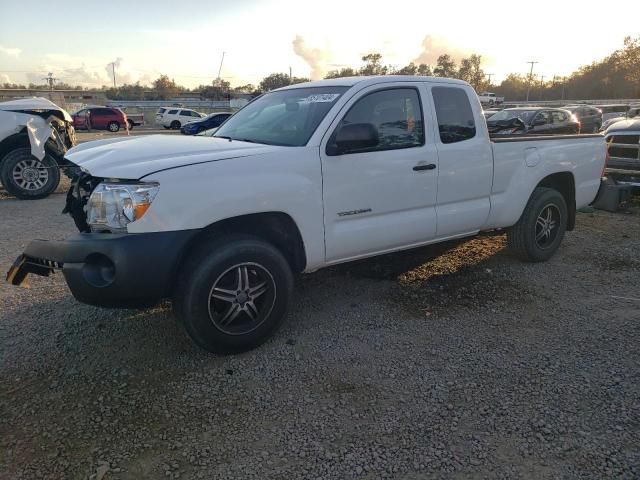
[{"xmin": 606, "ymin": 134, "xmax": 640, "ymax": 171}]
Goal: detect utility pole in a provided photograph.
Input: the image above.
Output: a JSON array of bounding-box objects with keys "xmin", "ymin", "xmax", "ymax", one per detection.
[
  {"xmin": 43, "ymin": 72, "xmax": 57, "ymax": 90},
  {"xmin": 289, "ymin": 66, "xmax": 292, "ymax": 83},
  {"xmin": 525, "ymin": 61, "xmax": 538, "ymax": 102},
  {"xmin": 486, "ymin": 73, "xmax": 494, "ymax": 87},
  {"xmin": 108, "ymin": 62, "xmax": 117, "ymax": 88},
  {"xmin": 539, "ymin": 75, "xmax": 545, "ymax": 101},
  {"xmin": 217, "ymin": 51, "xmax": 225, "ymax": 80}
]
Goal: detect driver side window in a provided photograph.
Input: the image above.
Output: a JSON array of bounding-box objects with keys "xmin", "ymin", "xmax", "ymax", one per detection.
[{"xmin": 329, "ymin": 88, "xmax": 424, "ymax": 155}]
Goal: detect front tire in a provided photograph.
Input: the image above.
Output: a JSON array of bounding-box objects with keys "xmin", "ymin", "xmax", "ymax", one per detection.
[
  {"xmin": 507, "ymin": 187, "xmax": 567, "ymax": 262},
  {"xmin": 127, "ymin": 119, "xmax": 134, "ymax": 130},
  {"xmin": 107, "ymin": 121, "xmax": 120, "ymax": 132},
  {"xmin": 173, "ymin": 235, "xmax": 293, "ymax": 354},
  {"xmin": 0, "ymin": 148, "xmax": 60, "ymax": 200}
]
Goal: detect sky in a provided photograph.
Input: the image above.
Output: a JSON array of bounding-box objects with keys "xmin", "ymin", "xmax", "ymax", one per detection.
[{"xmin": 0, "ymin": 0, "xmax": 638, "ymax": 89}]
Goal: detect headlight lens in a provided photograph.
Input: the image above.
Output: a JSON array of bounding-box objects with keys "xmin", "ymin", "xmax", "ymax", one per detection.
[{"xmin": 87, "ymin": 182, "xmax": 159, "ymax": 232}]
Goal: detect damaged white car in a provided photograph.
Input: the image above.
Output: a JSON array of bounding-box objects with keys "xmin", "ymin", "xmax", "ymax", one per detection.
[{"xmin": 0, "ymin": 97, "xmax": 77, "ymax": 199}]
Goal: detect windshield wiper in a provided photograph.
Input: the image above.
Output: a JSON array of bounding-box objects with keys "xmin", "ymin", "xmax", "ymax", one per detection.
[{"xmin": 213, "ymin": 135, "xmax": 233, "ymax": 141}]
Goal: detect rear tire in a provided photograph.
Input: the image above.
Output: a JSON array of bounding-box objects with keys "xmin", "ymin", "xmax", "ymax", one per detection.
[
  {"xmin": 107, "ymin": 121, "xmax": 120, "ymax": 132},
  {"xmin": 173, "ymin": 234, "xmax": 293, "ymax": 354},
  {"xmin": 170, "ymin": 120, "xmax": 181, "ymax": 130},
  {"xmin": 0, "ymin": 148, "xmax": 60, "ymax": 200},
  {"xmin": 507, "ymin": 187, "xmax": 567, "ymax": 262}
]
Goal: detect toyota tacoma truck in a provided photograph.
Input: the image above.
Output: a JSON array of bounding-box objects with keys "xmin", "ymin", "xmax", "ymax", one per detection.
[{"xmin": 7, "ymin": 76, "xmax": 606, "ymax": 353}]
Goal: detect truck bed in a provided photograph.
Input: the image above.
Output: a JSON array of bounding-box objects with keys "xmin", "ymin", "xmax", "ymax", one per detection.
[{"xmin": 485, "ymin": 133, "xmax": 606, "ymax": 230}]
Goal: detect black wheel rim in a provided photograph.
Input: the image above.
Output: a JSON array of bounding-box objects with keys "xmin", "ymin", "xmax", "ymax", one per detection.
[
  {"xmin": 207, "ymin": 262, "xmax": 276, "ymax": 335},
  {"xmin": 535, "ymin": 204, "xmax": 560, "ymax": 249}
]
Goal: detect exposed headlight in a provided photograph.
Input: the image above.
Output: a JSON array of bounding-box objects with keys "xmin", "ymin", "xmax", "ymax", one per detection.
[{"xmin": 86, "ymin": 182, "xmax": 159, "ymax": 232}]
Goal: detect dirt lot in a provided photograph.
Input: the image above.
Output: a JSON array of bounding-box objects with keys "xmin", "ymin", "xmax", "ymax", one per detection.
[{"xmin": 1, "ymin": 191, "xmax": 639, "ymax": 479}]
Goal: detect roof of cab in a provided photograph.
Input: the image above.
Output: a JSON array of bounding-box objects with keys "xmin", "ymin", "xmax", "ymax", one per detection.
[{"xmin": 275, "ymin": 75, "xmax": 470, "ymax": 91}]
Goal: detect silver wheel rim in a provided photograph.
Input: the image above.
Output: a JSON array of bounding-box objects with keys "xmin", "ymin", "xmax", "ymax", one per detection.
[
  {"xmin": 12, "ymin": 159, "xmax": 49, "ymax": 190},
  {"xmin": 109, "ymin": 123, "xmax": 118, "ymax": 131},
  {"xmin": 535, "ymin": 203, "xmax": 560, "ymax": 249},
  {"xmin": 207, "ymin": 262, "xmax": 276, "ymax": 335}
]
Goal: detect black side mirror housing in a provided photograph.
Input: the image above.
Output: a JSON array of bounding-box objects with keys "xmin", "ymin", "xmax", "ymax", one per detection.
[{"xmin": 328, "ymin": 123, "xmax": 379, "ymax": 155}]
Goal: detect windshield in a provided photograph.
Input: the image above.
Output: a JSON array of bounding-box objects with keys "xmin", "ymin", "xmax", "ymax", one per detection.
[
  {"xmin": 488, "ymin": 109, "xmax": 536, "ymax": 123},
  {"xmin": 214, "ymin": 86, "xmax": 349, "ymax": 146}
]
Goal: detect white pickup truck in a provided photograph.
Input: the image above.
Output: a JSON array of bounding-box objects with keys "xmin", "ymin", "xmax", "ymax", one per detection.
[
  {"xmin": 478, "ymin": 92, "xmax": 504, "ymax": 106},
  {"xmin": 7, "ymin": 76, "xmax": 605, "ymax": 353}
]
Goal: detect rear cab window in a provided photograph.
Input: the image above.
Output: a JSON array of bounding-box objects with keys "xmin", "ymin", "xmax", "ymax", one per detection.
[{"xmin": 432, "ymin": 86, "xmax": 476, "ymax": 143}]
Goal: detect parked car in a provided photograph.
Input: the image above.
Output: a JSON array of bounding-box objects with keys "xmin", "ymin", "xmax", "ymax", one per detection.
[
  {"xmin": 478, "ymin": 92, "xmax": 504, "ymax": 106},
  {"xmin": 563, "ymin": 105, "xmax": 602, "ymax": 133},
  {"xmin": 483, "ymin": 109, "xmax": 501, "ymax": 119},
  {"xmin": 72, "ymin": 106, "xmax": 128, "ymax": 132},
  {"xmin": 180, "ymin": 112, "xmax": 233, "ymax": 135},
  {"xmin": 597, "ymin": 104, "xmax": 630, "ymax": 124},
  {"xmin": 112, "ymin": 106, "xmax": 145, "ymax": 129},
  {"xmin": 600, "ymin": 104, "xmax": 640, "ymax": 131},
  {"xmin": 486, "ymin": 107, "xmax": 580, "ymax": 135},
  {"xmin": 604, "ymin": 118, "xmax": 640, "ymax": 187},
  {"xmin": 161, "ymin": 108, "xmax": 204, "ymax": 130},
  {"xmin": 0, "ymin": 97, "xmax": 76, "ymax": 199},
  {"xmin": 155, "ymin": 107, "xmax": 170, "ymax": 125},
  {"xmin": 8, "ymin": 76, "xmax": 606, "ymax": 353}
]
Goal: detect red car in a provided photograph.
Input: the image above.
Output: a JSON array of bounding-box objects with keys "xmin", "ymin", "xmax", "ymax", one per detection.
[{"xmin": 72, "ymin": 106, "xmax": 128, "ymax": 132}]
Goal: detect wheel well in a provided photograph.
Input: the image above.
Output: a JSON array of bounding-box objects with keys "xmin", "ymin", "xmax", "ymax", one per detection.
[
  {"xmin": 536, "ymin": 172, "xmax": 576, "ymax": 230},
  {"xmin": 183, "ymin": 212, "xmax": 307, "ymax": 273},
  {"xmin": 0, "ymin": 131, "xmax": 30, "ymax": 164}
]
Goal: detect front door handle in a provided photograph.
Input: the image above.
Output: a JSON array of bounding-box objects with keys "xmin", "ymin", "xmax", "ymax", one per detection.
[{"xmin": 413, "ymin": 163, "xmax": 436, "ymax": 171}]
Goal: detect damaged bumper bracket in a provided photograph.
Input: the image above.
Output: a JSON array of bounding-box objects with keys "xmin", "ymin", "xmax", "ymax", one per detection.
[{"xmin": 6, "ymin": 254, "xmax": 61, "ymax": 286}]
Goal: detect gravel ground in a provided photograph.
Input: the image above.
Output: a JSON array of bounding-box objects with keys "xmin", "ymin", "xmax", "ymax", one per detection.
[{"xmin": 1, "ymin": 193, "xmax": 639, "ymax": 480}]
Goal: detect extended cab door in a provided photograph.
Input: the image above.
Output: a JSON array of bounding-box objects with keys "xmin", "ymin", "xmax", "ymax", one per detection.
[
  {"xmin": 428, "ymin": 84, "xmax": 493, "ymax": 237},
  {"xmin": 320, "ymin": 84, "xmax": 439, "ymax": 263}
]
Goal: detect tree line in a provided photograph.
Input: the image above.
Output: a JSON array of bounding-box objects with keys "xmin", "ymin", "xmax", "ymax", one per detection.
[{"xmin": 2, "ymin": 36, "xmax": 638, "ymax": 101}]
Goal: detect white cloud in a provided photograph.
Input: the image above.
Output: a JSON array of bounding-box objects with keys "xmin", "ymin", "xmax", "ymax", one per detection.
[
  {"xmin": 0, "ymin": 45, "xmax": 22, "ymax": 57},
  {"xmin": 25, "ymin": 54, "xmax": 157, "ymax": 88},
  {"xmin": 0, "ymin": 73, "xmax": 15, "ymax": 84}
]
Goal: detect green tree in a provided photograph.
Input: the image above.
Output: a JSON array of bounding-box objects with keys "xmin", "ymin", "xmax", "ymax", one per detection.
[
  {"xmin": 457, "ymin": 54, "xmax": 484, "ymax": 90},
  {"xmin": 324, "ymin": 67, "xmax": 356, "ymax": 79},
  {"xmin": 393, "ymin": 62, "xmax": 418, "ymax": 75},
  {"xmin": 259, "ymin": 73, "xmax": 291, "ymax": 91},
  {"xmin": 433, "ymin": 54, "xmax": 457, "ymax": 78},
  {"xmin": 152, "ymin": 75, "xmax": 181, "ymax": 100},
  {"xmin": 360, "ymin": 53, "xmax": 387, "ymax": 76},
  {"xmin": 417, "ymin": 64, "xmax": 432, "ymax": 76}
]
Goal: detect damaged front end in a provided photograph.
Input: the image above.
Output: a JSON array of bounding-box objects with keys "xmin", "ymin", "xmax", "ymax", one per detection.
[{"xmin": 62, "ymin": 170, "xmax": 103, "ymax": 233}]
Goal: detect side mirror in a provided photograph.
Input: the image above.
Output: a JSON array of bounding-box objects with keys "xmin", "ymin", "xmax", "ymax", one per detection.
[{"xmin": 329, "ymin": 123, "xmax": 379, "ymax": 155}]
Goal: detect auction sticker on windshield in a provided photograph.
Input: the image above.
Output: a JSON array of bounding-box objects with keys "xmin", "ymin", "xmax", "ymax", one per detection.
[{"xmin": 301, "ymin": 93, "xmax": 341, "ymax": 103}]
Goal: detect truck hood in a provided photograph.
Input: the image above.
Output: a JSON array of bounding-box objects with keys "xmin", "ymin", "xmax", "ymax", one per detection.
[
  {"xmin": 0, "ymin": 97, "xmax": 73, "ymax": 122},
  {"xmin": 65, "ymin": 135, "xmax": 280, "ymax": 179},
  {"xmin": 605, "ymin": 119, "xmax": 640, "ymax": 135}
]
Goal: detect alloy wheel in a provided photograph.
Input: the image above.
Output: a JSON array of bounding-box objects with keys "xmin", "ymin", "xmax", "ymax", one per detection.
[
  {"xmin": 12, "ymin": 159, "xmax": 49, "ymax": 190},
  {"xmin": 535, "ymin": 204, "xmax": 560, "ymax": 249},
  {"xmin": 207, "ymin": 262, "xmax": 276, "ymax": 335}
]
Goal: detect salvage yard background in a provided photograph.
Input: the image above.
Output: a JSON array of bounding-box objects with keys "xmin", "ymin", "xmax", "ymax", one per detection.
[{"xmin": 1, "ymin": 144, "xmax": 639, "ymax": 478}]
